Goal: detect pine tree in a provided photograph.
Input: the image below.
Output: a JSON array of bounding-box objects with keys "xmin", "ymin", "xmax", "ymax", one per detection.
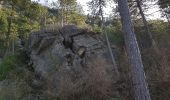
[
  {"xmin": 117, "ymin": 0, "xmax": 151, "ymax": 99},
  {"xmin": 88, "ymin": 0, "xmax": 119, "ymax": 76}
]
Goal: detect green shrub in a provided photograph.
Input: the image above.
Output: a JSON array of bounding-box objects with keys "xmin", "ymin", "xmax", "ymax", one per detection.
[
  {"xmin": 104, "ymin": 24, "xmax": 124, "ymax": 47},
  {"xmin": 0, "ymin": 51, "xmax": 28, "ymax": 80},
  {"xmin": 91, "ymin": 24, "xmax": 102, "ymax": 33}
]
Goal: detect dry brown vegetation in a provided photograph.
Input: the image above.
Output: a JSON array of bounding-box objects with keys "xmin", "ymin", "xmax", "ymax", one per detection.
[{"xmin": 42, "ymin": 56, "xmax": 120, "ymax": 100}]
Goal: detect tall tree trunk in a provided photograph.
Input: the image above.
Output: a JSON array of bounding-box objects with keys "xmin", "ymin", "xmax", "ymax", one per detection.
[
  {"xmin": 61, "ymin": 5, "xmax": 64, "ymax": 27},
  {"xmin": 12, "ymin": 39, "xmax": 15, "ymax": 53},
  {"xmin": 118, "ymin": 0, "xmax": 151, "ymax": 100},
  {"xmin": 99, "ymin": 0, "xmax": 103, "ymax": 27},
  {"xmin": 7, "ymin": 17, "xmax": 12, "ymax": 40},
  {"xmin": 7, "ymin": 15, "xmax": 12, "ymax": 52},
  {"xmin": 137, "ymin": 0, "xmax": 167, "ymax": 77},
  {"xmin": 65, "ymin": 7, "xmax": 68, "ymax": 25},
  {"xmin": 44, "ymin": 16, "xmax": 46, "ymax": 27},
  {"xmin": 136, "ymin": 0, "xmax": 157, "ymax": 49},
  {"xmin": 104, "ymin": 31, "xmax": 119, "ymax": 76}
]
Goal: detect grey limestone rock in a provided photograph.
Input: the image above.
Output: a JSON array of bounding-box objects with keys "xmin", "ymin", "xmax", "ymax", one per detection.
[{"xmin": 28, "ymin": 25, "xmax": 119, "ymax": 99}]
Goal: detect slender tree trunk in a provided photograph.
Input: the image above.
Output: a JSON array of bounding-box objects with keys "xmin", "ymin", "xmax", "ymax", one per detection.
[
  {"xmin": 104, "ymin": 31, "xmax": 119, "ymax": 76},
  {"xmin": 60, "ymin": 0, "xmax": 65, "ymax": 27},
  {"xmin": 99, "ymin": 0, "xmax": 119, "ymax": 76},
  {"xmin": 99, "ymin": 0, "xmax": 103, "ymax": 27},
  {"xmin": 61, "ymin": 4, "xmax": 64, "ymax": 27},
  {"xmin": 7, "ymin": 17, "xmax": 12, "ymax": 39},
  {"xmin": 137, "ymin": 0, "xmax": 167, "ymax": 76},
  {"xmin": 7, "ymin": 15, "xmax": 12, "ymax": 52},
  {"xmin": 12, "ymin": 39, "xmax": 15, "ymax": 53},
  {"xmin": 118, "ymin": 0, "xmax": 151, "ymax": 100},
  {"xmin": 136, "ymin": 0, "xmax": 157, "ymax": 48},
  {"xmin": 44, "ymin": 16, "xmax": 46, "ymax": 27},
  {"xmin": 65, "ymin": 6, "xmax": 68, "ymax": 24}
]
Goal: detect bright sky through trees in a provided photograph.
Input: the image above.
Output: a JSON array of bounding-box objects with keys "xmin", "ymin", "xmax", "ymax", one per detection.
[{"xmin": 32, "ymin": 0, "xmax": 165, "ymax": 20}]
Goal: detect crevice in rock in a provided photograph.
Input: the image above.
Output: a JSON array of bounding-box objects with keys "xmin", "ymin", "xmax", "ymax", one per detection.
[
  {"xmin": 65, "ymin": 53, "xmax": 73, "ymax": 66},
  {"xmin": 63, "ymin": 37, "xmax": 73, "ymax": 49},
  {"xmin": 26, "ymin": 25, "xmax": 121, "ymax": 100},
  {"xmin": 27, "ymin": 61, "xmax": 35, "ymax": 72}
]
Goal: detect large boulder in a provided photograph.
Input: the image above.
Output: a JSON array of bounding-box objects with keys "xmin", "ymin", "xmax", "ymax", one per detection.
[{"xmin": 28, "ymin": 25, "xmax": 119, "ymax": 100}]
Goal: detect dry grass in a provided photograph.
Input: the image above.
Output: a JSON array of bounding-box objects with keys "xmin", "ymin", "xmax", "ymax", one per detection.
[
  {"xmin": 42, "ymin": 23, "xmax": 62, "ymax": 33},
  {"xmin": 42, "ymin": 56, "xmax": 120, "ymax": 100},
  {"xmin": 0, "ymin": 77, "xmax": 31, "ymax": 100}
]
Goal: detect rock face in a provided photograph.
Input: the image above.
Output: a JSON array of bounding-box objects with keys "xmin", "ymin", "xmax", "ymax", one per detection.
[{"xmin": 28, "ymin": 25, "xmax": 119, "ymax": 100}]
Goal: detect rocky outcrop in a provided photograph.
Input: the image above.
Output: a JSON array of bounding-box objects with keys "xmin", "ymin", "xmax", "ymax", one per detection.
[{"xmin": 28, "ymin": 25, "xmax": 119, "ymax": 100}]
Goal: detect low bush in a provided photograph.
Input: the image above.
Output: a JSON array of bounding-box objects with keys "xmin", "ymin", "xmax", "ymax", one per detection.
[
  {"xmin": 0, "ymin": 50, "xmax": 28, "ymax": 80},
  {"xmin": 105, "ymin": 25, "xmax": 124, "ymax": 47}
]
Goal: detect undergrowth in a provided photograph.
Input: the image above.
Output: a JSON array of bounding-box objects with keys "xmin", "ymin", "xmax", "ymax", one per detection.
[{"xmin": 0, "ymin": 50, "xmax": 28, "ymax": 80}]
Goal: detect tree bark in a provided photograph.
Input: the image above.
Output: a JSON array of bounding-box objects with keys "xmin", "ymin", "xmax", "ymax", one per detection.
[
  {"xmin": 12, "ymin": 39, "xmax": 15, "ymax": 53},
  {"xmin": 61, "ymin": 4, "xmax": 64, "ymax": 27},
  {"xmin": 99, "ymin": 0, "xmax": 119, "ymax": 76},
  {"xmin": 7, "ymin": 15, "xmax": 12, "ymax": 52},
  {"xmin": 104, "ymin": 31, "xmax": 119, "ymax": 76},
  {"xmin": 136, "ymin": 0, "xmax": 157, "ymax": 48},
  {"xmin": 118, "ymin": 0, "xmax": 151, "ymax": 100}
]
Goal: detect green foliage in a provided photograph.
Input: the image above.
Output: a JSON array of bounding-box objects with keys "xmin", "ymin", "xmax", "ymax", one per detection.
[
  {"xmin": 9, "ymin": 23, "xmax": 18, "ymax": 41},
  {"xmin": 0, "ymin": 8, "xmax": 8, "ymax": 40},
  {"xmin": 58, "ymin": 0, "xmax": 87, "ymax": 26},
  {"xmin": 0, "ymin": 51, "xmax": 28, "ymax": 81},
  {"xmin": 17, "ymin": 16, "xmax": 40, "ymax": 39},
  {"xmin": 27, "ymin": 2, "xmax": 48, "ymax": 21},
  {"xmin": 150, "ymin": 20, "xmax": 170, "ymax": 42},
  {"xmin": 0, "ymin": 9, "xmax": 8, "ymax": 55},
  {"xmin": 87, "ymin": 0, "xmax": 106, "ymax": 17},
  {"xmin": 0, "ymin": 53, "xmax": 18, "ymax": 80},
  {"xmin": 104, "ymin": 22, "xmax": 124, "ymax": 46},
  {"xmin": 68, "ymin": 12, "xmax": 87, "ymax": 27},
  {"xmin": 1, "ymin": 0, "xmax": 48, "ymax": 21},
  {"xmin": 134, "ymin": 20, "xmax": 170, "ymax": 48},
  {"xmin": 91, "ymin": 24, "xmax": 102, "ymax": 33},
  {"xmin": 0, "ymin": 3, "xmax": 40, "ymax": 54},
  {"xmin": 87, "ymin": 0, "xmax": 106, "ymax": 27}
]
